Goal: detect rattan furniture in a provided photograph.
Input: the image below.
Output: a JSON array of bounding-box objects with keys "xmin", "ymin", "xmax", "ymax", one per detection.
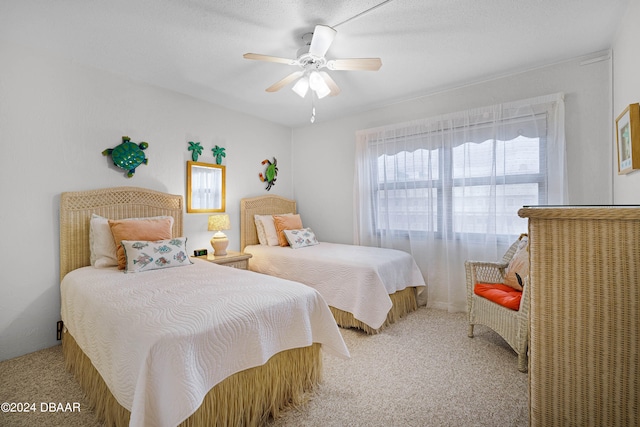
[
  {"xmin": 194, "ymin": 250, "xmax": 252, "ymax": 269},
  {"xmin": 465, "ymin": 240, "xmax": 530, "ymax": 372},
  {"xmin": 59, "ymin": 186, "xmax": 330, "ymax": 427},
  {"xmin": 519, "ymin": 206, "xmax": 640, "ymax": 427},
  {"xmin": 240, "ymin": 194, "xmax": 422, "ymax": 334}
]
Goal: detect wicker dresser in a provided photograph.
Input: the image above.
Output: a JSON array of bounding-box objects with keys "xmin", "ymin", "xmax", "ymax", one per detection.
[{"xmin": 518, "ymin": 206, "xmax": 640, "ymax": 427}]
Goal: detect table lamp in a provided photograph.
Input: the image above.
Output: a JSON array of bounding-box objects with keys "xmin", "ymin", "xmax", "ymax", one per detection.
[{"xmin": 208, "ymin": 214, "xmax": 231, "ymax": 256}]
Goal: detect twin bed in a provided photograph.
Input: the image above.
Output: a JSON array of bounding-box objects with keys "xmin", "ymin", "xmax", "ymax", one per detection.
[
  {"xmin": 59, "ymin": 186, "xmax": 426, "ymax": 426},
  {"xmin": 240, "ymin": 195, "xmax": 426, "ymax": 334},
  {"xmin": 59, "ymin": 187, "xmax": 349, "ymax": 427}
]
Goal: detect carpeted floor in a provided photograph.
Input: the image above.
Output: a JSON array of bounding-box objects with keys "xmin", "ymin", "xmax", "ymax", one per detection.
[{"xmin": 0, "ymin": 307, "xmax": 528, "ymax": 427}]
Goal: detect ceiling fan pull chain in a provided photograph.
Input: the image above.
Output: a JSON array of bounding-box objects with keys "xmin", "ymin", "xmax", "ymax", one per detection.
[{"xmin": 310, "ymin": 93, "xmax": 316, "ymax": 123}]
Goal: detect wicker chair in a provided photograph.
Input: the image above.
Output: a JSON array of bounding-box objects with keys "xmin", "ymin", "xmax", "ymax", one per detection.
[{"xmin": 465, "ymin": 241, "xmax": 530, "ymax": 372}]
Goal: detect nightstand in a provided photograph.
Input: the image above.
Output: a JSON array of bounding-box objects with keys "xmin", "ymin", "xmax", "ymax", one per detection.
[{"xmin": 195, "ymin": 251, "xmax": 252, "ymax": 270}]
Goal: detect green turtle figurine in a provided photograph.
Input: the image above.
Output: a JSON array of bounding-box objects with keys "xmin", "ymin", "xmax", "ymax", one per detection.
[{"xmin": 102, "ymin": 136, "xmax": 149, "ymax": 177}]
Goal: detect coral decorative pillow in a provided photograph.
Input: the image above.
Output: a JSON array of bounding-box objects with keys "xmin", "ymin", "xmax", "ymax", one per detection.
[
  {"xmin": 109, "ymin": 217, "xmax": 174, "ymax": 269},
  {"xmin": 283, "ymin": 228, "xmax": 319, "ymax": 249},
  {"xmin": 503, "ymin": 234, "xmax": 529, "ymax": 291},
  {"xmin": 474, "ymin": 283, "xmax": 522, "ymax": 311},
  {"xmin": 122, "ymin": 237, "xmax": 192, "ymax": 273},
  {"xmin": 254, "ymin": 214, "xmax": 292, "ymax": 246},
  {"xmin": 273, "ymin": 214, "xmax": 303, "ymax": 246},
  {"xmin": 90, "ymin": 214, "xmax": 174, "ymax": 268}
]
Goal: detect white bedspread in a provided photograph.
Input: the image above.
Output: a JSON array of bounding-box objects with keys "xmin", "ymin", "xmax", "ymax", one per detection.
[
  {"xmin": 60, "ymin": 259, "xmax": 349, "ymax": 427},
  {"xmin": 244, "ymin": 242, "xmax": 426, "ymax": 330}
]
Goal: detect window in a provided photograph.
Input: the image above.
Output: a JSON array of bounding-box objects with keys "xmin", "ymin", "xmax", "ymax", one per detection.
[
  {"xmin": 356, "ymin": 93, "xmax": 566, "ymax": 245},
  {"xmin": 375, "ymin": 135, "xmax": 543, "ymax": 237},
  {"xmin": 354, "ymin": 93, "xmax": 565, "ymax": 312}
]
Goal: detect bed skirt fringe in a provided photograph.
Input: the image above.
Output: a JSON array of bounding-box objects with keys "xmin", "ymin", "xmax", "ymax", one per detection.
[
  {"xmin": 62, "ymin": 331, "xmax": 322, "ymax": 426},
  {"xmin": 329, "ymin": 287, "xmax": 418, "ymax": 334}
]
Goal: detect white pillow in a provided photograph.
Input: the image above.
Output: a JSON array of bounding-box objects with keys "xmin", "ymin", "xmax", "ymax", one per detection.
[
  {"xmin": 283, "ymin": 228, "xmax": 319, "ymax": 249},
  {"xmin": 89, "ymin": 214, "xmax": 174, "ymax": 268},
  {"xmin": 254, "ymin": 215, "xmax": 268, "ymax": 245},
  {"xmin": 89, "ymin": 214, "xmax": 118, "ymax": 268},
  {"xmin": 121, "ymin": 237, "xmax": 192, "ymax": 273},
  {"xmin": 254, "ymin": 213, "xmax": 293, "ymax": 246}
]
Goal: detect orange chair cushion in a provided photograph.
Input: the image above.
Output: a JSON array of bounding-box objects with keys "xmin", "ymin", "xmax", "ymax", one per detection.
[{"xmin": 474, "ymin": 283, "xmax": 522, "ymax": 311}]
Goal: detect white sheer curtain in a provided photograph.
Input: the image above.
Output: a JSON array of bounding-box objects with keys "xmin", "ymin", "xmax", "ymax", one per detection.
[
  {"xmin": 192, "ymin": 165, "xmax": 223, "ymax": 210},
  {"xmin": 354, "ymin": 93, "xmax": 566, "ymax": 311}
]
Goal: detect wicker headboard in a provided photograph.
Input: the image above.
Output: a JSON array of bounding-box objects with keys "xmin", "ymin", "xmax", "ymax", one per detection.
[
  {"xmin": 59, "ymin": 186, "xmax": 183, "ymax": 281},
  {"xmin": 240, "ymin": 195, "xmax": 296, "ymax": 251}
]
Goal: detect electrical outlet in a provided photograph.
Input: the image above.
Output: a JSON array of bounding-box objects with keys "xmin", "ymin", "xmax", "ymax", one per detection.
[{"xmin": 56, "ymin": 320, "xmax": 63, "ymax": 340}]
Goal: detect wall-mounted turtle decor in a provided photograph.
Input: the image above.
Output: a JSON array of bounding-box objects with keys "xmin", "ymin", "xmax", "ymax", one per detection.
[
  {"xmin": 188, "ymin": 141, "xmax": 203, "ymax": 161},
  {"xmin": 102, "ymin": 136, "xmax": 149, "ymax": 178},
  {"xmin": 259, "ymin": 157, "xmax": 278, "ymax": 191},
  {"xmin": 212, "ymin": 145, "xmax": 226, "ymax": 165}
]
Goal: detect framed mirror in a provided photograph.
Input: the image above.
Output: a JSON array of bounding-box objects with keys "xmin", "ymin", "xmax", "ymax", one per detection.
[{"xmin": 186, "ymin": 161, "xmax": 226, "ymax": 213}]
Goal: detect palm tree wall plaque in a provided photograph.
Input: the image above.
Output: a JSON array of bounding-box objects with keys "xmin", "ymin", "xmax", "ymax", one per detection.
[
  {"xmin": 188, "ymin": 141, "xmax": 203, "ymax": 161},
  {"xmin": 212, "ymin": 145, "xmax": 226, "ymax": 165}
]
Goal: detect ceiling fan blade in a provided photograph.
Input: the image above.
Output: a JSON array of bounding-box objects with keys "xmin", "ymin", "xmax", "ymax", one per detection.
[
  {"xmin": 309, "ymin": 25, "xmax": 337, "ymax": 57},
  {"xmin": 326, "ymin": 58, "xmax": 382, "ymax": 71},
  {"xmin": 265, "ymin": 71, "xmax": 304, "ymax": 92},
  {"xmin": 243, "ymin": 53, "xmax": 298, "ymax": 65},
  {"xmin": 319, "ymin": 71, "xmax": 341, "ymax": 96}
]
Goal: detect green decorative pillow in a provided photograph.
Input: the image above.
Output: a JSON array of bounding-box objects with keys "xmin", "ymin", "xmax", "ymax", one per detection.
[
  {"xmin": 122, "ymin": 237, "xmax": 192, "ymax": 273},
  {"xmin": 283, "ymin": 228, "xmax": 319, "ymax": 249}
]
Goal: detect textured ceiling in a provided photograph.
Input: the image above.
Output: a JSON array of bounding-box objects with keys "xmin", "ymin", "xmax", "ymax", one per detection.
[{"xmin": 0, "ymin": 0, "xmax": 629, "ymax": 128}]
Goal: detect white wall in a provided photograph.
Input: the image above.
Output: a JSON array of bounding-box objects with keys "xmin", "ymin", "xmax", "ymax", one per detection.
[
  {"xmin": 1, "ymin": 27, "xmax": 621, "ymax": 361},
  {"xmin": 612, "ymin": 0, "xmax": 640, "ymax": 201},
  {"xmin": 0, "ymin": 40, "xmax": 293, "ymax": 361},
  {"xmin": 292, "ymin": 53, "xmax": 613, "ymax": 245}
]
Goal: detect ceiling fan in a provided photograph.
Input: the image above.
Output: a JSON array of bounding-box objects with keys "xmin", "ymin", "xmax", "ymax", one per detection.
[{"xmin": 243, "ymin": 24, "xmax": 382, "ymax": 100}]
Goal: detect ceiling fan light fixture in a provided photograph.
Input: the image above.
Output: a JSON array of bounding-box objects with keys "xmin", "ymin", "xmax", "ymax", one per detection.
[
  {"xmin": 292, "ymin": 76, "xmax": 309, "ymax": 98},
  {"xmin": 245, "ymin": 22, "xmax": 381, "ymax": 102},
  {"xmin": 308, "ymin": 71, "xmax": 323, "ymax": 90},
  {"xmin": 309, "ymin": 71, "xmax": 330, "ymax": 98},
  {"xmin": 315, "ymin": 83, "xmax": 331, "ymax": 99}
]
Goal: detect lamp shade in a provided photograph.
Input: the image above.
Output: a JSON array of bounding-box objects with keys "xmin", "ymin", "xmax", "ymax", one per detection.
[
  {"xmin": 208, "ymin": 214, "xmax": 230, "ymax": 231},
  {"xmin": 292, "ymin": 76, "xmax": 310, "ymax": 98}
]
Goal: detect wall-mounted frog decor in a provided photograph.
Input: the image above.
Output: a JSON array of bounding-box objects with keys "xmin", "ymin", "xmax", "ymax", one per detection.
[
  {"xmin": 102, "ymin": 136, "xmax": 149, "ymax": 178},
  {"xmin": 188, "ymin": 141, "xmax": 203, "ymax": 161},
  {"xmin": 259, "ymin": 157, "xmax": 278, "ymax": 191}
]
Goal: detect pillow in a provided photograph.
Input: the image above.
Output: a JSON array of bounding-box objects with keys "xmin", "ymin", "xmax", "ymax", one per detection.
[
  {"xmin": 254, "ymin": 215, "xmax": 268, "ymax": 245},
  {"xmin": 254, "ymin": 213, "xmax": 293, "ymax": 246},
  {"xmin": 283, "ymin": 228, "xmax": 319, "ymax": 249},
  {"xmin": 109, "ymin": 217, "xmax": 174, "ymax": 269},
  {"xmin": 503, "ymin": 234, "xmax": 529, "ymax": 291},
  {"xmin": 122, "ymin": 237, "xmax": 192, "ymax": 273},
  {"xmin": 273, "ymin": 214, "xmax": 303, "ymax": 246},
  {"xmin": 90, "ymin": 214, "xmax": 118, "ymax": 268},
  {"xmin": 89, "ymin": 214, "xmax": 174, "ymax": 268}
]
